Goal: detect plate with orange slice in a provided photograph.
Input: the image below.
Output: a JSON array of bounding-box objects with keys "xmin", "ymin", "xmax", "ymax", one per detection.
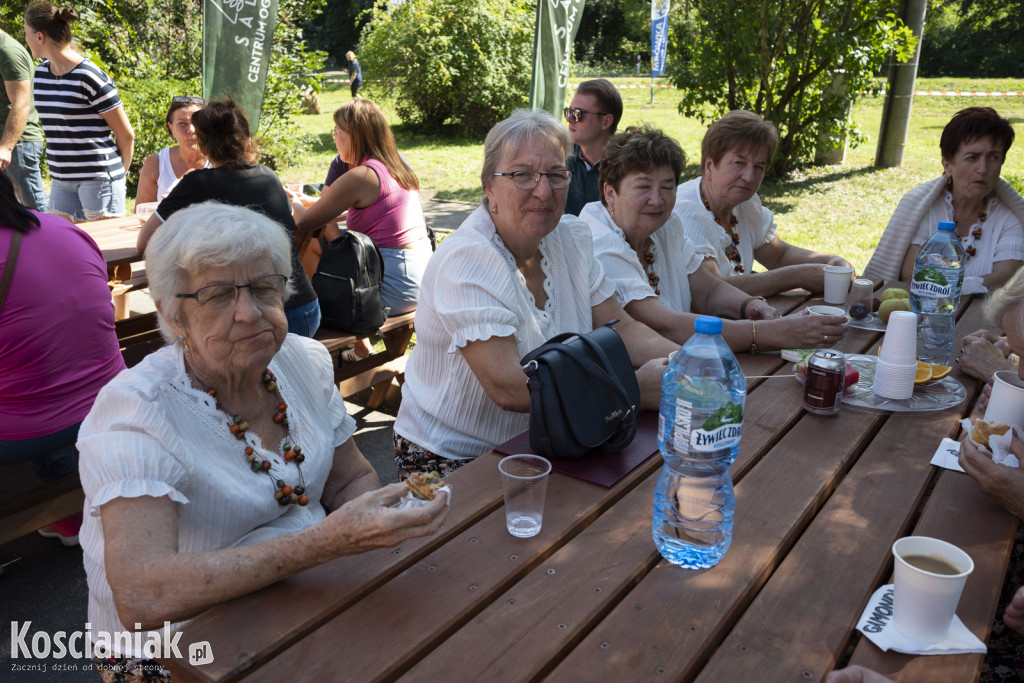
[{"xmin": 838, "ymin": 355, "xmax": 966, "ymax": 413}]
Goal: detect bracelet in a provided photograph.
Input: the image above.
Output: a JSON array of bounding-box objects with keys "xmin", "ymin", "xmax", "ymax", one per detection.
[
  {"xmin": 750, "ymin": 320, "xmax": 759, "ymax": 355},
  {"xmin": 740, "ymin": 295, "xmax": 768, "ymax": 319}
]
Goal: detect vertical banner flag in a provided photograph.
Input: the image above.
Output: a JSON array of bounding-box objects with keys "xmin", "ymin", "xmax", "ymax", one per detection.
[
  {"xmin": 651, "ymin": 0, "xmax": 670, "ymax": 77},
  {"xmin": 529, "ymin": 0, "xmax": 586, "ymax": 117},
  {"xmin": 203, "ymin": 0, "xmax": 280, "ymax": 131}
]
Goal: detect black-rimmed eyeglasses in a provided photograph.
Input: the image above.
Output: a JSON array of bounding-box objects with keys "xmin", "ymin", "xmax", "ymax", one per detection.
[
  {"xmin": 172, "ymin": 96, "xmax": 205, "ymax": 106},
  {"xmin": 563, "ymin": 107, "xmax": 608, "ymax": 123},
  {"xmin": 176, "ymin": 274, "xmax": 288, "ymax": 308},
  {"xmin": 493, "ymin": 170, "xmax": 573, "ymax": 190}
]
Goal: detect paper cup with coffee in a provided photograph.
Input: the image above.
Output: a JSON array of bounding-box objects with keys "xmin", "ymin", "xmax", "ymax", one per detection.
[
  {"xmin": 984, "ymin": 370, "xmax": 1024, "ymax": 430},
  {"xmin": 891, "ymin": 536, "xmax": 974, "ymax": 643}
]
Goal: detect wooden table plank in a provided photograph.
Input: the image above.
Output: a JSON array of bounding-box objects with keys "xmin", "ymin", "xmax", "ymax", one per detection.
[
  {"xmin": 545, "ymin": 406, "xmax": 885, "ymax": 681},
  {"xmin": 163, "ymin": 456, "xmax": 505, "ymax": 682},
  {"xmin": 695, "ymin": 407, "xmax": 972, "ymax": 682},
  {"xmin": 245, "ymin": 453, "xmax": 665, "ymax": 682}
]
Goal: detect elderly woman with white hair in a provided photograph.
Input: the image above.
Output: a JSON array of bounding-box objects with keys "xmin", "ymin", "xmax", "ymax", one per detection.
[
  {"xmin": 392, "ymin": 109, "xmax": 678, "ymax": 480},
  {"xmin": 76, "ymin": 202, "xmax": 448, "ymax": 676}
]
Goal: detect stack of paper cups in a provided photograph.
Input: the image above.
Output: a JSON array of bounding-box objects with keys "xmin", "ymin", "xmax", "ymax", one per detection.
[{"xmin": 874, "ymin": 310, "xmax": 918, "ymax": 400}]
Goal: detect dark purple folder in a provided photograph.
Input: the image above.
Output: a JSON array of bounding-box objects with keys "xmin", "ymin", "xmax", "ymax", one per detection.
[{"xmin": 493, "ymin": 411, "xmax": 660, "ymax": 488}]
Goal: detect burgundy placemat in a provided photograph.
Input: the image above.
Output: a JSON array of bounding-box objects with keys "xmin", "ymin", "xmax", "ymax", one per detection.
[{"xmin": 493, "ymin": 411, "xmax": 660, "ymax": 488}]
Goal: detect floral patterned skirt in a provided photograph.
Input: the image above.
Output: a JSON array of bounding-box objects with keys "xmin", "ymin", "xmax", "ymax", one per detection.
[
  {"xmin": 95, "ymin": 656, "xmax": 172, "ymax": 683},
  {"xmin": 981, "ymin": 520, "xmax": 1024, "ymax": 683},
  {"xmin": 393, "ymin": 432, "xmax": 468, "ymax": 481}
]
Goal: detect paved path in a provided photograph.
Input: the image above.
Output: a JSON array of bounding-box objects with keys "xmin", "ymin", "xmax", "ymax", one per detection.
[{"xmin": 0, "ymin": 197, "xmax": 478, "ymax": 680}]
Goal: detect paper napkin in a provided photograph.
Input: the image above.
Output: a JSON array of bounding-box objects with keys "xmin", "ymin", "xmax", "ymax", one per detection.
[
  {"xmin": 931, "ymin": 438, "xmax": 965, "ymax": 472},
  {"xmin": 397, "ymin": 485, "xmax": 452, "ymax": 509},
  {"xmin": 961, "ymin": 276, "xmax": 988, "ymax": 296},
  {"xmin": 856, "ymin": 585, "xmax": 986, "ymax": 655}
]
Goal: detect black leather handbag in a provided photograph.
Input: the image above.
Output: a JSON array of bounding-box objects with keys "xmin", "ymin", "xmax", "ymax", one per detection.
[
  {"xmin": 520, "ymin": 322, "xmax": 641, "ymax": 459},
  {"xmin": 312, "ymin": 230, "xmax": 389, "ymax": 335}
]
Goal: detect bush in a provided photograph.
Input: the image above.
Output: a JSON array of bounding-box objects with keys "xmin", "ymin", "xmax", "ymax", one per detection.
[
  {"xmin": 357, "ymin": 0, "xmax": 535, "ymax": 135},
  {"xmin": 668, "ymin": 0, "xmax": 916, "ymax": 176}
]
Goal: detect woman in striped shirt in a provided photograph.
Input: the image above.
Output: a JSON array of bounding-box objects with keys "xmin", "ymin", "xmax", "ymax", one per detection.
[{"xmin": 23, "ymin": 2, "xmax": 134, "ymax": 222}]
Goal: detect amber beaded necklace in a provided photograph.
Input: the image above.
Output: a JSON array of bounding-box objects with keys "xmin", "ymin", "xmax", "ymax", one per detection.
[
  {"xmin": 699, "ymin": 182, "xmax": 744, "ymax": 273},
  {"xmin": 952, "ymin": 194, "xmax": 990, "ymax": 260},
  {"xmin": 638, "ymin": 237, "xmax": 661, "ymax": 295},
  {"xmin": 193, "ymin": 366, "xmax": 309, "ymax": 507}
]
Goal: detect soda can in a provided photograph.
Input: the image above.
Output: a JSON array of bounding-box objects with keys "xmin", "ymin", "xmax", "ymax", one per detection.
[{"xmin": 803, "ymin": 349, "xmax": 846, "ymax": 415}]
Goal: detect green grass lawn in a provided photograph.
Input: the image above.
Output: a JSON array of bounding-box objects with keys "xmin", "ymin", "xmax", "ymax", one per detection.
[{"xmin": 279, "ymin": 76, "xmax": 1024, "ymax": 273}]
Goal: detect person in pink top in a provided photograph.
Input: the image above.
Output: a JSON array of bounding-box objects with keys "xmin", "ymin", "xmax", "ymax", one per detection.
[
  {"xmin": 293, "ymin": 98, "xmax": 431, "ymax": 361},
  {"xmin": 0, "ymin": 171, "xmax": 125, "ymax": 545}
]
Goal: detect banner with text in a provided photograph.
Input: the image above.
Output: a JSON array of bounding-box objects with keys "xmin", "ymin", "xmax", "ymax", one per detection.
[
  {"xmin": 529, "ymin": 0, "xmax": 586, "ymax": 117},
  {"xmin": 651, "ymin": 0, "xmax": 670, "ymax": 77},
  {"xmin": 203, "ymin": 0, "xmax": 279, "ymax": 131}
]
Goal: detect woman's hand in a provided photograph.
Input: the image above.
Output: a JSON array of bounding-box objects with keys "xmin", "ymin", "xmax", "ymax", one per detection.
[
  {"xmin": 825, "ymin": 255, "xmax": 854, "ymax": 269},
  {"xmin": 959, "ymin": 331, "xmax": 1015, "ymax": 381},
  {"xmin": 1004, "ymin": 585, "xmax": 1024, "ymax": 635},
  {"xmin": 746, "ymin": 299, "xmax": 780, "ymax": 320},
  {"xmin": 959, "ymin": 433, "xmax": 1024, "ymax": 520},
  {"xmin": 318, "ymin": 482, "xmax": 449, "ymax": 555},
  {"xmin": 757, "ymin": 312, "xmax": 847, "ymax": 349},
  {"xmin": 636, "ymin": 356, "xmax": 669, "ymax": 411}
]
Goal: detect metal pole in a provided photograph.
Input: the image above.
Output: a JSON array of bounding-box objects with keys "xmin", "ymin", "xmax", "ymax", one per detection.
[{"xmin": 875, "ymin": 0, "xmax": 928, "ymax": 168}]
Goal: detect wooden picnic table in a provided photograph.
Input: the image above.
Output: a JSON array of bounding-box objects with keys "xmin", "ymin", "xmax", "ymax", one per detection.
[
  {"xmin": 76, "ymin": 214, "xmax": 144, "ymax": 272},
  {"xmin": 161, "ymin": 291, "xmax": 1017, "ymax": 683}
]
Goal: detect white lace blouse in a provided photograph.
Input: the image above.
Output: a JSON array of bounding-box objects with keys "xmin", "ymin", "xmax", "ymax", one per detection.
[
  {"xmin": 77, "ymin": 334, "xmax": 356, "ymax": 655},
  {"xmin": 394, "ymin": 205, "xmax": 616, "ymax": 460},
  {"xmin": 674, "ymin": 176, "xmax": 777, "ymax": 278},
  {"xmin": 580, "ymin": 201, "xmax": 712, "ymax": 313},
  {"xmin": 909, "ymin": 191, "xmax": 1024, "ymax": 278}
]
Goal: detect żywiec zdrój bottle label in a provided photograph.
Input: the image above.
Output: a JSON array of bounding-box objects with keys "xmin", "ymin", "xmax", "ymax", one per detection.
[{"xmin": 665, "ymin": 400, "xmax": 743, "ymax": 453}]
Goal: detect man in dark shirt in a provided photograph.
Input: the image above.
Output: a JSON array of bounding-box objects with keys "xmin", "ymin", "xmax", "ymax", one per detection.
[{"xmin": 563, "ymin": 78, "xmax": 622, "ymax": 216}]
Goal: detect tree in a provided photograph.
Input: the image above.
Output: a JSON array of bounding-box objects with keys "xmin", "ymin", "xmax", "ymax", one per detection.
[
  {"xmin": 301, "ymin": 0, "xmax": 375, "ymax": 68},
  {"xmin": 668, "ymin": 0, "xmax": 916, "ymax": 176},
  {"xmin": 920, "ymin": 0, "xmax": 1024, "ymax": 77},
  {"xmin": 357, "ymin": 0, "xmax": 535, "ymax": 134}
]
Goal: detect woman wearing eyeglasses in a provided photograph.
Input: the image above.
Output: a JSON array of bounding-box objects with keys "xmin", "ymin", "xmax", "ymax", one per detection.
[
  {"xmin": 78, "ymin": 202, "xmax": 448, "ymax": 677},
  {"xmin": 135, "ymin": 96, "xmax": 208, "ymax": 204},
  {"xmin": 392, "ymin": 109, "xmax": 677, "ymax": 480},
  {"xmin": 292, "ymin": 98, "xmax": 431, "ymax": 362},
  {"xmin": 137, "ymin": 97, "xmax": 321, "ymax": 338},
  {"xmin": 674, "ymin": 110, "xmax": 851, "ymax": 297}
]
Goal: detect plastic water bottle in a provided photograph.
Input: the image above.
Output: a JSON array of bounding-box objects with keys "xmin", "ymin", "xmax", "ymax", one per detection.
[
  {"xmin": 653, "ymin": 316, "xmax": 746, "ymax": 569},
  {"xmin": 910, "ymin": 221, "xmax": 965, "ymax": 366}
]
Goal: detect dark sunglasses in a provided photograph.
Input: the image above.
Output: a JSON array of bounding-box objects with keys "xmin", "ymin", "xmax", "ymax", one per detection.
[
  {"xmin": 172, "ymin": 96, "xmax": 205, "ymax": 106},
  {"xmin": 563, "ymin": 107, "xmax": 608, "ymax": 123}
]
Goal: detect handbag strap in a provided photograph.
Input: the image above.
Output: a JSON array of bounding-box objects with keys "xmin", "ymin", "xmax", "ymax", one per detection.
[{"xmin": 0, "ymin": 229, "xmax": 23, "ymax": 318}]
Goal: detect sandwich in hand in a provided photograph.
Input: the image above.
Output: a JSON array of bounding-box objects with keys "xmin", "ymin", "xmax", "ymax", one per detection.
[
  {"xmin": 972, "ymin": 419, "xmax": 1011, "ymax": 448},
  {"xmin": 405, "ymin": 471, "xmax": 447, "ymax": 500}
]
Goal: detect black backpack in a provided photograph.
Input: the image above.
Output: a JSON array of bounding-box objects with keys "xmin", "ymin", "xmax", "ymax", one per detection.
[{"xmin": 311, "ymin": 230, "xmax": 389, "ymax": 334}]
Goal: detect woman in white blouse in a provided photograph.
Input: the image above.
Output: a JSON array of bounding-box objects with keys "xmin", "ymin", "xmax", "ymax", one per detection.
[
  {"xmin": 581, "ymin": 125, "xmax": 847, "ymax": 352},
  {"xmin": 392, "ymin": 109, "xmax": 677, "ymax": 479},
  {"xmin": 673, "ymin": 110, "xmax": 851, "ymax": 296},
  {"xmin": 77, "ymin": 203, "xmax": 447, "ymax": 667}
]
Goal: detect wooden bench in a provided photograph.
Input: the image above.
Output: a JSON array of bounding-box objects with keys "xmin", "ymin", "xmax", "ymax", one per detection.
[
  {"xmin": 116, "ymin": 311, "xmax": 165, "ymax": 368},
  {"xmin": 314, "ymin": 312, "xmax": 416, "ymax": 409}
]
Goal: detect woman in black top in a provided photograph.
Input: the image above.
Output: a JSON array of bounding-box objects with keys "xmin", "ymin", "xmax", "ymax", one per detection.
[{"xmin": 137, "ymin": 98, "xmax": 321, "ymax": 337}]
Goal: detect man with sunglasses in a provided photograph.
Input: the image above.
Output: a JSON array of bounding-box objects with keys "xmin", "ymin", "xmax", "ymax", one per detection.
[{"xmin": 563, "ymin": 78, "xmax": 622, "ymax": 216}]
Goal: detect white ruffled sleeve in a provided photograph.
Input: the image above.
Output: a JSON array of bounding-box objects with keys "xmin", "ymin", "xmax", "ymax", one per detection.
[
  {"xmin": 992, "ymin": 206, "xmax": 1024, "ymax": 264},
  {"xmin": 759, "ymin": 203, "xmax": 778, "ymax": 246},
  {"xmin": 78, "ymin": 383, "xmax": 192, "ymax": 516},
  {"xmin": 431, "ymin": 240, "xmax": 521, "ymax": 351},
  {"xmin": 588, "ymin": 218, "xmax": 654, "ymax": 307}
]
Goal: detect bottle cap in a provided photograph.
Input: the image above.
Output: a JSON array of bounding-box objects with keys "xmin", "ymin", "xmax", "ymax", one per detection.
[
  {"xmin": 695, "ymin": 316, "xmax": 723, "ymax": 334},
  {"xmin": 937, "ymin": 221, "xmax": 956, "ymax": 231}
]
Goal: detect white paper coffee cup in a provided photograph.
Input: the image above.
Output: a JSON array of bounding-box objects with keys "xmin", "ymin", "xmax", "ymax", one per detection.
[
  {"xmin": 985, "ymin": 370, "xmax": 1024, "ymax": 429},
  {"xmin": 823, "ymin": 266, "xmax": 854, "ymax": 304},
  {"xmin": 892, "ymin": 536, "xmax": 974, "ymax": 643}
]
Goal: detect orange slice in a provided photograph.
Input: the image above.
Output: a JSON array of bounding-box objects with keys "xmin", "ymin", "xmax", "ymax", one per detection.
[
  {"xmin": 929, "ymin": 363, "xmax": 952, "ymax": 380},
  {"xmin": 914, "ymin": 361, "xmax": 933, "ymax": 384}
]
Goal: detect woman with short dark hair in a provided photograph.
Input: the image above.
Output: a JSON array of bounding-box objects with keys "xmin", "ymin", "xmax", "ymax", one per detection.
[
  {"xmin": 136, "ymin": 98, "xmax": 321, "ymax": 338},
  {"xmin": 865, "ymin": 107, "xmax": 1024, "ymax": 290}
]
